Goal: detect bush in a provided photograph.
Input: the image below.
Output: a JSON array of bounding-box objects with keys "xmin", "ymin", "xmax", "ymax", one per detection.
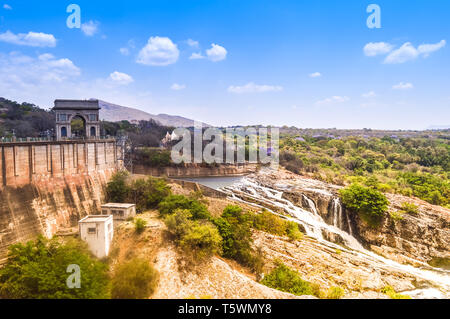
[
  {"xmin": 381, "ymin": 286, "xmax": 411, "ymax": 299},
  {"xmin": 213, "ymin": 205, "xmax": 267, "ymax": 273},
  {"xmin": 165, "ymin": 210, "xmax": 222, "ymax": 261},
  {"xmin": 159, "ymin": 195, "xmax": 210, "ymax": 220},
  {"xmin": 339, "ymin": 183, "xmax": 389, "ymax": 227},
  {"xmin": 134, "ymin": 218, "xmax": 147, "ymax": 234},
  {"xmin": 106, "ymin": 171, "xmax": 131, "ymax": 203},
  {"xmin": 111, "ymin": 258, "xmax": 159, "ymax": 299},
  {"xmin": 252, "ymin": 210, "xmax": 303, "ymax": 241},
  {"xmin": 261, "ymin": 261, "xmax": 316, "ymax": 297},
  {"xmin": 179, "ymin": 222, "xmax": 222, "ymax": 261},
  {"xmin": 285, "ymin": 221, "xmax": 304, "ymax": 241},
  {"xmin": 253, "ymin": 210, "xmax": 288, "ymax": 235},
  {"xmin": 107, "ymin": 173, "xmax": 171, "ymax": 213},
  {"xmin": 215, "ymin": 206, "xmax": 254, "ymax": 265},
  {"xmin": 326, "ymin": 286, "xmax": 345, "ymax": 299},
  {"xmin": 0, "ymin": 237, "xmax": 109, "ymax": 299},
  {"xmin": 130, "ymin": 177, "xmax": 171, "ymax": 213}
]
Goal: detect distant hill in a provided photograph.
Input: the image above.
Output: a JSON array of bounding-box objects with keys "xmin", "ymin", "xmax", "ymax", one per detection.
[
  {"xmin": 97, "ymin": 100, "xmax": 209, "ymax": 127},
  {"xmin": 427, "ymin": 125, "xmax": 450, "ymax": 130}
]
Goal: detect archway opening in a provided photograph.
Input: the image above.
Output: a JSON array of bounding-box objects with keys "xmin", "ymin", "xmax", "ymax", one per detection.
[
  {"xmin": 71, "ymin": 115, "xmax": 86, "ymax": 138},
  {"xmin": 90, "ymin": 126, "xmax": 97, "ymax": 137},
  {"xmin": 61, "ymin": 127, "xmax": 67, "ymax": 138}
]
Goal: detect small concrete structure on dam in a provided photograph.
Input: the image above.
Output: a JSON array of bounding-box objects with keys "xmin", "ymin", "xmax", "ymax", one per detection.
[{"xmin": 0, "ymin": 100, "xmax": 123, "ymax": 261}]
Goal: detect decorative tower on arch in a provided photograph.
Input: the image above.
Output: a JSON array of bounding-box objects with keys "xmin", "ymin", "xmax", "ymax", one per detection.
[{"xmin": 53, "ymin": 99, "xmax": 101, "ymax": 140}]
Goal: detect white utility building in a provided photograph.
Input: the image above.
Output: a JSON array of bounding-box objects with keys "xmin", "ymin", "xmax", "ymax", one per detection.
[
  {"xmin": 79, "ymin": 215, "xmax": 114, "ymax": 258},
  {"xmin": 101, "ymin": 203, "xmax": 136, "ymax": 221}
]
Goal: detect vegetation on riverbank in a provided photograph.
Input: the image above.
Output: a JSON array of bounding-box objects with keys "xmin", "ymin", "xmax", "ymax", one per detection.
[{"xmin": 280, "ymin": 134, "xmax": 449, "ymax": 208}]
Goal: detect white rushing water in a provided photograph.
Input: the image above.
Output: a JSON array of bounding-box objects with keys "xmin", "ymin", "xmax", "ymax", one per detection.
[{"xmin": 220, "ymin": 176, "xmax": 450, "ymax": 299}]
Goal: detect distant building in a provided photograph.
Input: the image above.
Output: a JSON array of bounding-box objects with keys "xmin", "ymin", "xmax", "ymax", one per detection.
[
  {"xmin": 101, "ymin": 203, "xmax": 136, "ymax": 221},
  {"xmin": 79, "ymin": 215, "xmax": 114, "ymax": 258},
  {"xmin": 53, "ymin": 99, "xmax": 101, "ymax": 140}
]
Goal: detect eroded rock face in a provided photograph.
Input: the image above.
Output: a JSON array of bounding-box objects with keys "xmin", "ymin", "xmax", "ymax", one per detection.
[
  {"xmin": 0, "ymin": 169, "xmax": 115, "ymax": 261},
  {"xmin": 253, "ymin": 168, "xmax": 450, "ymax": 265}
]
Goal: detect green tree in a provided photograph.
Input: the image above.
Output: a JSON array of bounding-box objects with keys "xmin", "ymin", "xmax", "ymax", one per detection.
[
  {"xmin": 106, "ymin": 171, "xmax": 131, "ymax": 203},
  {"xmin": 214, "ymin": 205, "xmax": 261, "ymax": 270},
  {"xmin": 159, "ymin": 195, "xmax": 210, "ymax": 220},
  {"xmin": 0, "ymin": 237, "xmax": 110, "ymax": 299},
  {"xmin": 130, "ymin": 177, "xmax": 171, "ymax": 212},
  {"xmin": 339, "ymin": 183, "xmax": 389, "ymax": 227}
]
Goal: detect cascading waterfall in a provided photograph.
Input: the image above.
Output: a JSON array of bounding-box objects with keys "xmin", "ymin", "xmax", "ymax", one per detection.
[
  {"xmin": 331, "ymin": 197, "xmax": 353, "ymax": 236},
  {"xmin": 220, "ymin": 176, "xmax": 450, "ymax": 298}
]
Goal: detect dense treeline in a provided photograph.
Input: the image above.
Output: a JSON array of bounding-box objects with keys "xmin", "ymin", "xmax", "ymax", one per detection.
[
  {"xmin": 101, "ymin": 119, "xmax": 173, "ymax": 147},
  {"xmin": 280, "ymin": 134, "xmax": 450, "ymax": 208},
  {"xmin": 0, "ymin": 98, "xmax": 55, "ymax": 137}
]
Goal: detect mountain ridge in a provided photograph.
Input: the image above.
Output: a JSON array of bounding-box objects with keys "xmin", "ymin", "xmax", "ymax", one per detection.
[{"xmin": 97, "ymin": 99, "xmax": 210, "ymax": 127}]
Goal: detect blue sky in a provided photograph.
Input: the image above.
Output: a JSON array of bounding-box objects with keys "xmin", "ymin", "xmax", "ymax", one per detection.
[{"xmin": 0, "ymin": 0, "xmax": 448, "ymax": 129}]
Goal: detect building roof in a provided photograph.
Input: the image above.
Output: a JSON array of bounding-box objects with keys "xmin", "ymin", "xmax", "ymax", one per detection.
[
  {"xmin": 79, "ymin": 215, "xmax": 113, "ymax": 223},
  {"xmin": 101, "ymin": 203, "xmax": 136, "ymax": 209},
  {"xmin": 53, "ymin": 99, "xmax": 101, "ymax": 111}
]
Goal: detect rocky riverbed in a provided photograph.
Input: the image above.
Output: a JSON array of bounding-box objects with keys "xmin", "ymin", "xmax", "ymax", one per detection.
[{"xmin": 220, "ymin": 167, "xmax": 450, "ymax": 298}]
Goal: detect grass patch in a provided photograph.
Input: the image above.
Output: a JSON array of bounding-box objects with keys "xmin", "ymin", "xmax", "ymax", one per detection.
[
  {"xmin": 261, "ymin": 261, "xmax": 319, "ymax": 297},
  {"xmin": 381, "ymin": 286, "xmax": 411, "ymax": 299}
]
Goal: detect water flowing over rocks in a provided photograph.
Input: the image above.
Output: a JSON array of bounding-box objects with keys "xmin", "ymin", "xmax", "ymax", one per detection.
[{"xmin": 220, "ymin": 167, "xmax": 450, "ymax": 298}]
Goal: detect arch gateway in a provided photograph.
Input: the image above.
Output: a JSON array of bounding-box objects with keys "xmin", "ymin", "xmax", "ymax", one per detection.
[{"xmin": 53, "ymin": 99, "xmax": 101, "ymax": 140}]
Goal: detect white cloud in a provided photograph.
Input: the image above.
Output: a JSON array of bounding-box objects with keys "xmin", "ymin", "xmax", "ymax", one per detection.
[
  {"xmin": 418, "ymin": 40, "xmax": 446, "ymax": 57},
  {"xmin": 81, "ymin": 21, "xmax": 100, "ymax": 37},
  {"xmin": 363, "ymin": 42, "xmax": 393, "ymax": 56},
  {"xmin": 186, "ymin": 39, "xmax": 199, "ymax": 47},
  {"xmin": 0, "ymin": 30, "xmax": 56, "ymax": 47},
  {"xmin": 109, "ymin": 71, "xmax": 134, "ymax": 85},
  {"xmin": 0, "ymin": 51, "xmax": 80, "ymax": 92},
  {"xmin": 137, "ymin": 36, "xmax": 180, "ymax": 66},
  {"xmin": 392, "ymin": 82, "xmax": 413, "ymax": 90},
  {"xmin": 3, "ymin": 4, "xmax": 12, "ymax": 10},
  {"xmin": 119, "ymin": 47, "xmax": 130, "ymax": 56},
  {"xmin": 206, "ymin": 43, "xmax": 227, "ymax": 62},
  {"xmin": 189, "ymin": 52, "xmax": 205, "ymax": 60},
  {"xmin": 384, "ymin": 42, "xmax": 419, "ymax": 64},
  {"xmin": 383, "ymin": 40, "xmax": 446, "ymax": 64},
  {"xmin": 309, "ymin": 72, "xmax": 322, "ymax": 78},
  {"xmin": 362, "ymin": 91, "xmax": 376, "ymax": 98},
  {"xmin": 171, "ymin": 83, "xmax": 186, "ymax": 90},
  {"xmin": 228, "ymin": 82, "xmax": 283, "ymax": 94},
  {"xmin": 315, "ymin": 96, "xmax": 350, "ymax": 106}
]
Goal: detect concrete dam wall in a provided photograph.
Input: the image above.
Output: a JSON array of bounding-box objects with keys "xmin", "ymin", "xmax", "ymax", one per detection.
[{"xmin": 0, "ymin": 140, "xmax": 122, "ymax": 260}]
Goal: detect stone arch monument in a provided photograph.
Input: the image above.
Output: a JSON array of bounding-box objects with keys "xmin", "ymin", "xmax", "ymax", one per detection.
[{"xmin": 53, "ymin": 99, "xmax": 101, "ymax": 140}]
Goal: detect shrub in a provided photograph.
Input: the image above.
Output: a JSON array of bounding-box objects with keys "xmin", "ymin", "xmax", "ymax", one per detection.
[
  {"xmin": 261, "ymin": 261, "xmax": 316, "ymax": 297},
  {"xmin": 253, "ymin": 210, "xmax": 288, "ymax": 235},
  {"xmin": 339, "ymin": 183, "xmax": 389, "ymax": 227},
  {"xmin": 134, "ymin": 218, "xmax": 147, "ymax": 234},
  {"xmin": 215, "ymin": 206, "xmax": 254, "ymax": 265},
  {"xmin": 0, "ymin": 236, "xmax": 109, "ymax": 299},
  {"xmin": 381, "ymin": 286, "xmax": 411, "ymax": 299},
  {"xmin": 178, "ymin": 222, "xmax": 222, "ymax": 261},
  {"xmin": 107, "ymin": 173, "xmax": 171, "ymax": 213},
  {"xmin": 165, "ymin": 210, "xmax": 222, "ymax": 261},
  {"xmin": 159, "ymin": 195, "xmax": 210, "ymax": 220},
  {"xmin": 252, "ymin": 210, "xmax": 303, "ymax": 241},
  {"xmin": 106, "ymin": 171, "xmax": 131, "ymax": 203},
  {"xmin": 389, "ymin": 211, "xmax": 404, "ymax": 221},
  {"xmin": 111, "ymin": 258, "xmax": 159, "ymax": 299},
  {"xmin": 285, "ymin": 221, "xmax": 303, "ymax": 241},
  {"xmin": 130, "ymin": 177, "xmax": 171, "ymax": 213},
  {"xmin": 326, "ymin": 286, "xmax": 345, "ymax": 299}
]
